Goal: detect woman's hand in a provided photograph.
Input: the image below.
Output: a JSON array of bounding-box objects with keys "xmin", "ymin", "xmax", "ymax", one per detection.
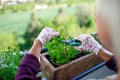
[
  {"xmin": 36, "ymin": 27, "xmax": 60, "ymax": 46},
  {"xmin": 74, "ymin": 34, "xmax": 102, "ymax": 55},
  {"xmin": 29, "ymin": 27, "xmax": 60, "ymax": 59}
]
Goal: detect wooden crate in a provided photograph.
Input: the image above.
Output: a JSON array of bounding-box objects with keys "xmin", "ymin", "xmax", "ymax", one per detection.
[{"xmin": 40, "ymin": 53, "xmax": 103, "ymax": 80}]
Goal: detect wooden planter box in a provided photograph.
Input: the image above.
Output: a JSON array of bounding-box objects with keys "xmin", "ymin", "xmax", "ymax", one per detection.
[{"xmin": 40, "ymin": 53, "xmax": 103, "ymax": 80}]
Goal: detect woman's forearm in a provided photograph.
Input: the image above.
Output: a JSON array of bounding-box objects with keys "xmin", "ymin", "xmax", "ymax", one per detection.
[
  {"xmin": 15, "ymin": 40, "xmax": 42, "ymax": 80},
  {"xmin": 15, "ymin": 27, "xmax": 60, "ymax": 80},
  {"xmin": 98, "ymin": 48, "xmax": 113, "ymax": 62},
  {"xmin": 29, "ymin": 40, "xmax": 42, "ymax": 60}
]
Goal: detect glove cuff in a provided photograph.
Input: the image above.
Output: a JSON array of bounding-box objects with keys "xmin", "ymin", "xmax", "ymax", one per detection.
[
  {"xmin": 35, "ymin": 37, "xmax": 44, "ymax": 47},
  {"xmin": 95, "ymin": 45, "xmax": 103, "ymax": 55}
]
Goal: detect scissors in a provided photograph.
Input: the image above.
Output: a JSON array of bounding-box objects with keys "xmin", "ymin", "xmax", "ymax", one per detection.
[{"xmin": 59, "ymin": 39, "xmax": 82, "ymax": 46}]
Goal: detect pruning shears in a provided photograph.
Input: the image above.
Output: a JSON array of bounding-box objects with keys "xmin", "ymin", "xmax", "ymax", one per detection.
[{"xmin": 59, "ymin": 39, "xmax": 82, "ymax": 46}]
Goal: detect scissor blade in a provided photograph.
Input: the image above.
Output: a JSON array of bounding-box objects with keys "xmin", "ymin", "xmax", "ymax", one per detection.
[{"xmin": 59, "ymin": 40, "xmax": 72, "ymax": 44}]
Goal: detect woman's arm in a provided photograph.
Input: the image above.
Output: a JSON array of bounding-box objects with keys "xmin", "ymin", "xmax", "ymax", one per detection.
[
  {"xmin": 98, "ymin": 48, "xmax": 118, "ymax": 72},
  {"xmin": 29, "ymin": 40, "xmax": 42, "ymax": 61},
  {"xmin": 15, "ymin": 40, "xmax": 42, "ymax": 80},
  {"xmin": 98, "ymin": 48, "xmax": 113, "ymax": 62},
  {"xmin": 15, "ymin": 27, "xmax": 60, "ymax": 80}
]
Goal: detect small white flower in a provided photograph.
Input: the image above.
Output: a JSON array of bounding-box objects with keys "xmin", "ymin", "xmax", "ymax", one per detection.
[{"xmin": 20, "ymin": 51, "xmax": 24, "ymax": 54}]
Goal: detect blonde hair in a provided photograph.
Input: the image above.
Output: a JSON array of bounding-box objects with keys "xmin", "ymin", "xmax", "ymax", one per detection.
[
  {"xmin": 98, "ymin": 0, "xmax": 120, "ymax": 77},
  {"xmin": 98, "ymin": 0, "xmax": 120, "ymax": 54}
]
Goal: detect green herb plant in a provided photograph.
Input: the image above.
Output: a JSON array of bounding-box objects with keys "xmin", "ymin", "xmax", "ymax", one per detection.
[{"xmin": 45, "ymin": 36, "xmax": 86, "ymax": 66}]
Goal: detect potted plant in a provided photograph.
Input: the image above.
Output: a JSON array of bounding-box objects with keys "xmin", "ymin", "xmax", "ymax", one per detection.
[{"xmin": 40, "ymin": 35, "xmax": 103, "ymax": 80}]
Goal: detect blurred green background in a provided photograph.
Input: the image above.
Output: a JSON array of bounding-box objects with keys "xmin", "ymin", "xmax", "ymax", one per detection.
[{"xmin": 0, "ymin": 0, "xmax": 97, "ymax": 80}]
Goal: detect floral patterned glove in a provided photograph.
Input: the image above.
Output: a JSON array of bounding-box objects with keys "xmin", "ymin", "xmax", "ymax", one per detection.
[
  {"xmin": 36, "ymin": 27, "xmax": 60, "ymax": 46},
  {"xmin": 74, "ymin": 34, "xmax": 103, "ymax": 55}
]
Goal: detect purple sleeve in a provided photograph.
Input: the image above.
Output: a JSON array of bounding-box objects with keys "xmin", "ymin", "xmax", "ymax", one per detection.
[
  {"xmin": 105, "ymin": 56, "xmax": 118, "ymax": 72},
  {"xmin": 15, "ymin": 54, "xmax": 40, "ymax": 80}
]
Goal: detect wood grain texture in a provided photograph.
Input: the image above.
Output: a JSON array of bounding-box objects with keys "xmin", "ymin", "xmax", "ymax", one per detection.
[{"xmin": 40, "ymin": 53, "xmax": 103, "ymax": 80}]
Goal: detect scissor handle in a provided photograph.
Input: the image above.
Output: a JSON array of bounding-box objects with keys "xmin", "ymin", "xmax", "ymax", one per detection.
[
  {"xmin": 70, "ymin": 39, "xmax": 82, "ymax": 46},
  {"xmin": 59, "ymin": 39, "xmax": 82, "ymax": 46}
]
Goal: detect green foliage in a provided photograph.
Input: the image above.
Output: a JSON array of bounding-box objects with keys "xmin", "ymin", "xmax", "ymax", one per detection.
[
  {"xmin": 76, "ymin": 4, "xmax": 95, "ymax": 28},
  {"xmin": 0, "ymin": 33, "xmax": 19, "ymax": 51},
  {"xmin": 0, "ymin": 47, "xmax": 23, "ymax": 80},
  {"xmin": 21, "ymin": 6, "xmax": 96, "ymax": 50},
  {"xmin": 45, "ymin": 36, "xmax": 91, "ymax": 66},
  {"xmin": 38, "ymin": 13, "xmax": 84, "ymax": 38},
  {"xmin": 46, "ymin": 0, "xmax": 94, "ymax": 5},
  {"xmin": 19, "ymin": 13, "xmax": 43, "ymax": 50},
  {"xmin": 0, "ymin": 3, "xmax": 34, "ymax": 14},
  {"xmin": 45, "ymin": 36, "xmax": 79, "ymax": 66}
]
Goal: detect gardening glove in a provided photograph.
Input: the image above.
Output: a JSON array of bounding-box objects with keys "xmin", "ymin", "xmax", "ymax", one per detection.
[
  {"xmin": 35, "ymin": 27, "xmax": 60, "ymax": 46},
  {"xmin": 74, "ymin": 34, "xmax": 103, "ymax": 55}
]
